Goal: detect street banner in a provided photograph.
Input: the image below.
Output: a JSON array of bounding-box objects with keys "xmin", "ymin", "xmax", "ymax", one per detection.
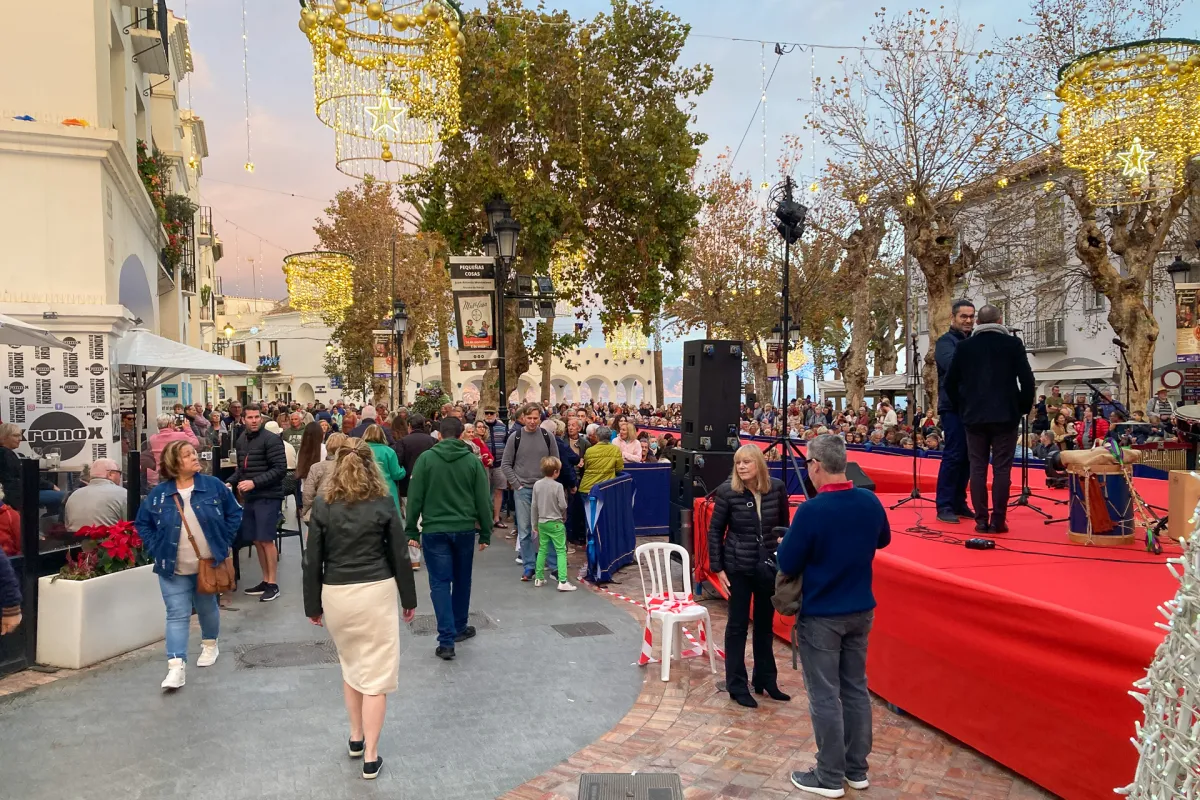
[
  {"xmin": 1175, "ymin": 282, "xmax": 1200, "ymax": 363},
  {"xmin": 371, "ymin": 330, "xmax": 393, "ymax": 379},
  {"xmin": 449, "ymin": 256, "xmax": 497, "ymax": 352},
  {"xmin": 0, "ymin": 333, "xmax": 120, "ymax": 468}
]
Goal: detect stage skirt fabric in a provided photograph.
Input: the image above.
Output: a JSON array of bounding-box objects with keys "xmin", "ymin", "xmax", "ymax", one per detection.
[{"xmin": 322, "ymin": 578, "xmax": 400, "ymax": 695}]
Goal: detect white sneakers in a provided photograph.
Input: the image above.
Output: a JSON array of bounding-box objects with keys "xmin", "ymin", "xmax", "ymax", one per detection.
[
  {"xmin": 161, "ymin": 658, "xmax": 186, "ymax": 690},
  {"xmin": 534, "ymin": 578, "xmax": 546, "ymax": 587},
  {"xmin": 197, "ymin": 639, "xmax": 219, "ymax": 668},
  {"xmin": 163, "ymin": 640, "xmax": 218, "ymax": 689},
  {"xmin": 557, "ymin": 582, "xmax": 578, "ymax": 592},
  {"xmin": 846, "ymin": 777, "xmax": 870, "ymax": 790}
]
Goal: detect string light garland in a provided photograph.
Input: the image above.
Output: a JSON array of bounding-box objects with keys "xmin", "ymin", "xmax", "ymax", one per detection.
[
  {"xmin": 282, "ymin": 251, "xmax": 356, "ymax": 326},
  {"xmin": 241, "ymin": 0, "xmax": 253, "ymax": 173},
  {"xmin": 760, "ymin": 43, "xmax": 768, "ymax": 191},
  {"xmin": 1056, "ymin": 38, "xmax": 1200, "ymax": 207},
  {"xmin": 299, "ymin": 0, "xmax": 463, "ymax": 182}
]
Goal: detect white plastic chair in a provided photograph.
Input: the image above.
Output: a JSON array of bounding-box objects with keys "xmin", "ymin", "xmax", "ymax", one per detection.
[{"xmin": 635, "ymin": 542, "xmax": 718, "ymax": 682}]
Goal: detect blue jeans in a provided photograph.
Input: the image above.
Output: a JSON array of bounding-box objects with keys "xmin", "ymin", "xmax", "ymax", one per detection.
[
  {"xmin": 159, "ymin": 572, "xmax": 219, "ymax": 662},
  {"xmin": 935, "ymin": 410, "xmax": 970, "ymax": 512},
  {"xmin": 514, "ymin": 486, "xmax": 557, "ymax": 574},
  {"xmin": 39, "ymin": 489, "xmax": 64, "ymax": 516},
  {"xmin": 422, "ymin": 532, "xmax": 476, "ymax": 649},
  {"xmin": 798, "ymin": 611, "xmax": 875, "ymax": 785}
]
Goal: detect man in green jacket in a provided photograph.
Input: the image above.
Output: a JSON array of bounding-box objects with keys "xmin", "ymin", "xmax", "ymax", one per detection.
[{"xmin": 405, "ymin": 416, "xmax": 493, "ymax": 661}]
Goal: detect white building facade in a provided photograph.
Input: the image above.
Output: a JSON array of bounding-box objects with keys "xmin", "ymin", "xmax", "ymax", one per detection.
[
  {"xmin": 914, "ymin": 177, "xmax": 1189, "ymax": 404},
  {"xmin": 0, "ymin": 0, "xmax": 217, "ymax": 463}
]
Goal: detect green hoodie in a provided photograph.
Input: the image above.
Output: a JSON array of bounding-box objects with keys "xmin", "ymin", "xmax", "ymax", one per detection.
[{"xmin": 405, "ymin": 438, "xmax": 493, "ymax": 545}]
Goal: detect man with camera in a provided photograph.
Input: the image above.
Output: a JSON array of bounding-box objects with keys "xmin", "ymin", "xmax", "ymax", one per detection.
[{"xmin": 944, "ymin": 305, "xmax": 1035, "ymax": 534}]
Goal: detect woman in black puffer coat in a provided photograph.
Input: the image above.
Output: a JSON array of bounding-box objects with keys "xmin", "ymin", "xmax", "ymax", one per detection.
[{"xmin": 707, "ymin": 444, "xmax": 791, "ymax": 707}]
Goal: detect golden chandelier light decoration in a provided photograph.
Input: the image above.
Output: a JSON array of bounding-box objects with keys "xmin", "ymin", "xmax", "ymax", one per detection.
[
  {"xmin": 299, "ymin": 0, "xmax": 463, "ymax": 182},
  {"xmin": 1056, "ymin": 38, "xmax": 1200, "ymax": 207},
  {"xmin": 282, "ymin": 251, "xmax": 356, "ymax": 326},
  {"xmin": 606, "ymin": 319, "xmax": 649, "ymax": 361}
]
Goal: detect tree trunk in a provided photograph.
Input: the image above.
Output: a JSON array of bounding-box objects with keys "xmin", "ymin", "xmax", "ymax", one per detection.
[
  {"xmin": 879, "ymin": 322, "xmax": 899, "ymax": 374},
  {"xmin": 812, "ymin": 345, "xmax": 825, "ymax": 382},
  {"xmin": 653, "ymin": 347, "xmax": 664, "ymax": 407},
  {"xmin": 504, "ymin": 297, "xmax": 530, "ymax": 407},
  {"xmin": 747, "ymin": 346, "xmax": 769, "ymax": 404},
  {"xmin": 538, "ymin": 322, "xmax": 553, "ymax": 405},
  {"xmin": 841, "ymin": 216, "xmax": 885, "ymax": 411},
  {"xmin": 437, "ymin": 307, "xmax": 453, "ymax": 400},
  {"xmin": 909, "ymin": 214, "xmax": 971, "ymax": 411}
]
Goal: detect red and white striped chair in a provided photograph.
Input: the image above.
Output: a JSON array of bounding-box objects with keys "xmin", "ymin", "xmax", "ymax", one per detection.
[{"xmin": 634, "ymin": 542, "xmax": 719, "ymax": 681}]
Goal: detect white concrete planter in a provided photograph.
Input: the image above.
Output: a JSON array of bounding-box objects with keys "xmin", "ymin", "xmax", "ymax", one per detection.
[{"xmin": 36, "ymin": 564, "xmax": 163, "ymax": 669}]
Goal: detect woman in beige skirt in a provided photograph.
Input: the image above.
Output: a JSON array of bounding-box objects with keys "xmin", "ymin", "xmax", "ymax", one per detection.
[{"xmin": 303, "ymin": 439, "xmax": 418, "ymax": 780}]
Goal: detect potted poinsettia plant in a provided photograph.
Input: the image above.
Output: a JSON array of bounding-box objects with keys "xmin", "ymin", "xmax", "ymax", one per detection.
[
  {"xmin": 56, "ymin": 521, "xmax": 150, "ymax": 581},
  {"xmin": 38, "ymin": 520, "xmax": 163, "ymax": 669}
]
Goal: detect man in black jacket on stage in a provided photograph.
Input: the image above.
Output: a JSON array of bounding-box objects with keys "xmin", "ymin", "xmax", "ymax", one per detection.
[
  {"xmin": 945, "ymin": 305, "xmax": 1036, "ymax": 535},
  {"xmin": 229, "ymin": 406, "xmax": 288, "ymax": 602},
  {"xmin": 934, "ymin": 299, "xmax": 976, "ymax": 524}
]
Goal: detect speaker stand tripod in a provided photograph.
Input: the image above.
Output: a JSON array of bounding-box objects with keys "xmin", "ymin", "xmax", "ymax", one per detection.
[
  {"xmin": 1008, "ymin": 413, "xmax": 1058, "ymax": 520},
  {"xmin": 891, "ymin": 335, "xmax": 934, "ymax": 510},
  {"xmin": 764, "ymin": 434, "xmax": 813, "ymax": 499}
]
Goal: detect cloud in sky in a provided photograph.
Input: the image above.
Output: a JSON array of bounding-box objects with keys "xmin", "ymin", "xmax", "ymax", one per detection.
[{"xmin": 182, "ymin": 0, "xmax": 1200, "ymax": 355}]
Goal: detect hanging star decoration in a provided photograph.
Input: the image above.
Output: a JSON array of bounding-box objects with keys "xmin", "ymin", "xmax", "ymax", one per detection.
[
  {"xmin": 366, "ymin": 95, "xmax": 402, "ymax": 138},
  {"xmin": 1116, "ymin": 137, "xmax": 1156, "ymax": 180}
]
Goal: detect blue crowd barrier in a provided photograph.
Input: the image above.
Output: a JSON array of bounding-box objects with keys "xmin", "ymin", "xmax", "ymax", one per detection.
[
  {"xmin": 584, "ymin": 473, "xmax": 636, "ymax": 583},
  {"xmin": 621, "ymin": 462, "xmax": 671, "ymax": 536}
]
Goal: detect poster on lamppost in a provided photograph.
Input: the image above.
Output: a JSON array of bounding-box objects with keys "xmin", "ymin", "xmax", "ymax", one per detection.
[
  {"xmin": 0, "ymin": 333, "xmax": 119, "ymax": 468},
  {"xmin": 371, "ymin": 331, "xmax": 393, "ymax": 379},
  {"xmin": 448, "ymin": 256, "xmax": 497, "ymax": 353},
  {"xmin": 1175, "ymin": 283, "xmax": 1200, "ymax": 363}
]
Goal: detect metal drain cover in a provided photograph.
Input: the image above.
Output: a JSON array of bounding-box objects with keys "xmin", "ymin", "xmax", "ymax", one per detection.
[
  {"xmin": 579, "ymin": 773, "xmax": 683, "ymax": 799},
  {"xmin": 552, "ymin": 621, "xmax": 613, "ymax": 638},
  {"xmin": 408, "ymin": 611, "xmax": 495, "ymax": 636},
  {"xmin": 235, "ymin": 641, "xmax": 339, "ymax": 669}
]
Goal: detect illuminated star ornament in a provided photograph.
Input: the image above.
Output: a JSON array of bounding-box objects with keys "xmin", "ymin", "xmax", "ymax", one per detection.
[
  {"xmin": 366, "ymin": 95, "xmax": 402, "ymax": 138},
  {"xmin": 1116, "ymin": 137, "xmax": 1156, "ymax": 180}
]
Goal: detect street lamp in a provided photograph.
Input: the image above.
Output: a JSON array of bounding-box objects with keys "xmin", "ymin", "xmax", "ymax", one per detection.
[
  {"xmin": 223, "ymin": 323, "xmax": 235, "ymax": 339},
  {"xmin": 1168, "ymin": 254, "xmax": 1193, "ymax": 290},
  {"xmin": 485, "ymin": 197, "xmax": 512, "ymax": 237},
  {"xmin": 482, "ymin": 233, "xmax": 498, "ymax": 259},
  {"xmin": 392, "ymin": 299, "xmax": 408, "ymax": 407},
  {"xmin": 484, "ymin": 198, "xmax": 521, "ymax": 423},
  {"xmin": 788, "ymin": 322, "xmax": 802, "ymax": 343}
]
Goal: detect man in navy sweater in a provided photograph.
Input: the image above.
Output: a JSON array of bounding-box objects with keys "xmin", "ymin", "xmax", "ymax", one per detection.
[{"xmin": 778, "ymin": 434, "xmax": 890, "ymax": 798}]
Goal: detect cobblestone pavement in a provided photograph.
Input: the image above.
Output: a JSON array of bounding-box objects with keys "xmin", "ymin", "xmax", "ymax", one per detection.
[
  {"xmin": 499, "ymin": 566, "xmax": 1055, "ymax": 800},
  {"xmin": 0, "ymin": 538, "xmax": 644, "ymax": 800}
]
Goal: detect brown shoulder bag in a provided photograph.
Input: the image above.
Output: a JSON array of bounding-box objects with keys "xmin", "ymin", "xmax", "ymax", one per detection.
[{"xmin": 174, "ymin": 494, "xmax": 236, "ymax": 594}]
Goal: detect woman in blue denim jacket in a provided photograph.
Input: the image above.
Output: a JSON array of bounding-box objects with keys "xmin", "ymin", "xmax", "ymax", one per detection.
[{"xmin": 135, "ymin": 440, "xmax": 242, "ymax": 691}]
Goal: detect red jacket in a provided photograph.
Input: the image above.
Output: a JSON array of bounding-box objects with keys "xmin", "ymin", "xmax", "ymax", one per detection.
[
  {"xmin": 1075, "ymin": 417, "xmax": 1110, "ymax": 448},
  {"xmin": 466, "ymin": 435, "xmax": 494, "ymax": 468},
  {"xmin": 0, "ymin": 503, "xmax": 20, "ymax": 556}
]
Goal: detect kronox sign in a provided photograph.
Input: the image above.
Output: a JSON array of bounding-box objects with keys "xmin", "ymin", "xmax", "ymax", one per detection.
[{"xmin": 23, "ymin": 411, "xmax": 103, "ymax": 461}]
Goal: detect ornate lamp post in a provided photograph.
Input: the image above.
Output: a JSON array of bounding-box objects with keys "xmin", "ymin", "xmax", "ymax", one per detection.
[{"xmin": 392, "ymin": 298, "xmax": 409, "ymax": 406}]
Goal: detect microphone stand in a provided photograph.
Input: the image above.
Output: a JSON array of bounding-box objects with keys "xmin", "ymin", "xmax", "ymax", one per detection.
[
  {"xmin": 1008, "ymin": 329, "xmax": 1058, "ymax": 519},
  {"xmin": 891, "ymin": 333, "xmax": 932, "ymax": 510}
]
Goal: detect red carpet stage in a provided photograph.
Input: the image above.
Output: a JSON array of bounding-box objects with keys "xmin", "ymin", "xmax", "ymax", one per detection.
[{"xmin": 692, "ymin": 455, "xmax": 1179, "ymax": 800}]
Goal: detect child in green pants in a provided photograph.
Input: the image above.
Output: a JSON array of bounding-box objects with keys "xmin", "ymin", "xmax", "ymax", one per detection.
[{"xmin": 532, "ymin": 456, "xmax": 577, "ymax": 591}]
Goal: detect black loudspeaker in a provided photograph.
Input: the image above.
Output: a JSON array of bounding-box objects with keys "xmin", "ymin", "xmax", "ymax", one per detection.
[
  {"xmin": 669, "ymin": 448, "xmax": 735, "ymax": 505},
  {"xmin": 681, "ymin": 339, "xmax": 742, "ymax": 451},
  {"xmin": 845, "ymin": 461, "xmax": 876, "ymax": 493}
]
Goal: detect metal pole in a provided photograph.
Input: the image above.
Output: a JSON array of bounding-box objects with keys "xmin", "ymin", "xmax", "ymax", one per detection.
[
  {"xmin": 496, "ymin": 257, "xmax": 509, "ymax": 424},
  {"xmin": 781, "ymin": 231, "xmax": 791, "ymax": 432},
  {"xmin": 398, "ymin": 331, "xmax": 405, "ymax": 406},
  {"xmin": 390, "ymin": 234, "xmax": 397, "ymax": 410}
]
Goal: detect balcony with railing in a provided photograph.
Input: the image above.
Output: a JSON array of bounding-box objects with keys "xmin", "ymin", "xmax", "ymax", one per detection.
[
  {"xmin": 257, "ymin": 355, "xmax": 281, "ymax": 373},
  {"xmin": 178, "ymin": 213, "xmax": 196, "ymax": 295},
  {"xmin": 1022, "ymin": 317, "xmax": 1067, "ymax": 351},
  {"xmin": 197, "ymin": 206, "xmax": 215, "ymax": 246}
]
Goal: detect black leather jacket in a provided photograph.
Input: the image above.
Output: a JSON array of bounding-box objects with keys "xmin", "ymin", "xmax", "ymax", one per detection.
[
  {"xmin": 230, "ymin": 428, "xmax": 287, "ymax": 500},
  {"xmin": 302, "ymin": 495, "xmax": 418, "ymax": 617},
  {"xmin": 707, "ymin": 478, "xmax": 790, "ymax": 576}
]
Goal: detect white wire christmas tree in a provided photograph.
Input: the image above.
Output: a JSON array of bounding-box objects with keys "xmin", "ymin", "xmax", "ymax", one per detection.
[{"xmin": 1119, "ymin": 502, "xmax": 1200, "ymax": 799}]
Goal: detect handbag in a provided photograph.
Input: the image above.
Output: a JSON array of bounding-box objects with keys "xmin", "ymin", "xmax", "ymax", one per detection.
[
  {"xmin": 174, "ymin": 494, "xmax": 236, "ymax": 595},
  {"xmin": 753, "ymin": 497, "xmax": 779, "ymax": 586}
]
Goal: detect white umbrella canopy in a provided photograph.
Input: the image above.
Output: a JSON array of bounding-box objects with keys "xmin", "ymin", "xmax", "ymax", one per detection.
[
  {"xmin": 0, "ymin": 312, "xmax": 73, "ymax": 350},
  {"xmin": 116, "ymin": 328, "xmax": 251, "ymax": 389}
]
